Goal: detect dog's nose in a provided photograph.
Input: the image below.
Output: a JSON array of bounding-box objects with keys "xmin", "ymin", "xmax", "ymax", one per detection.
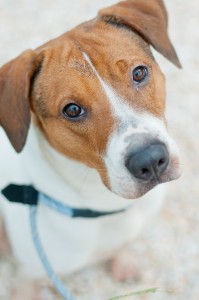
[{"xmin": 125, "ymin": 144, "xmax": 169, "ymax": 181}]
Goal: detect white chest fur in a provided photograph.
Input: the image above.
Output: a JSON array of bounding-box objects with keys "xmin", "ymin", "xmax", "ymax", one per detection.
[{"xmin": 0, "ymin": 125, "xmax": 165, "ymax": 278}]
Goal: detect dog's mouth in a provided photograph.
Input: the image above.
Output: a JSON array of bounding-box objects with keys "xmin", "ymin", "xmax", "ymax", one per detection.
[
  {"xmin": 109, "ymin": 171, "xmax": 181, "ymax": 200},
  {"xmin": 104, "ymin": 151, "xmax": 182, "ymax": 200},
  {"xmin": 125, "ymin": 181, "xmax": 159, "ymax": 199}
]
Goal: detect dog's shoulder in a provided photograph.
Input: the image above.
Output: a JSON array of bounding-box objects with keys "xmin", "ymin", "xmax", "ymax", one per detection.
[{"xmin": 0, "ymin": 128, "xmax": 26, "ymax": 190}]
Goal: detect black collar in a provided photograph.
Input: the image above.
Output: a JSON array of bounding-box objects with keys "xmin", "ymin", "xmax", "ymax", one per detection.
[{"xmin": 1, "ymin": 184, "xmax": 128, "ymax": 218}]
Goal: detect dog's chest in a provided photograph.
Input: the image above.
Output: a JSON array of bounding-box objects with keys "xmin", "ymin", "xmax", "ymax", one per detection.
[{"xmin": 0, "ymin": 126, "xmax": 165, "ymax": 278}]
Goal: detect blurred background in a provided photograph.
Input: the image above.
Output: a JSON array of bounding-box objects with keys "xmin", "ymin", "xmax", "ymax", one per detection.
[{"xmin": 0, "ymin": 0, "xmax": 199, "ymax": 299}]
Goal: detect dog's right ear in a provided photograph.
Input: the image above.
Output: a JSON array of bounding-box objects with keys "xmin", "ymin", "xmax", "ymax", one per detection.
[
  {"xmin": 0, "ymin": 50, "xmax": 41, "ymax": 153},
  {"xmin": 99, "ymin": 0, "xmax": 181, "ymax": 68}
]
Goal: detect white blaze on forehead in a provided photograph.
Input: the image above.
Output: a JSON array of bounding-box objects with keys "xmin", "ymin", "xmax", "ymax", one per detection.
[
  {"xmin": 82, "ymin": 51, "xmax": 135, "ymax": 121},
  {"xmin": 82, "ymin": 52, "xmax": 170, "ymax": 138},
  {"xmin": 82, "ymin": 52, "xmax": 175, "ymax": 147}
]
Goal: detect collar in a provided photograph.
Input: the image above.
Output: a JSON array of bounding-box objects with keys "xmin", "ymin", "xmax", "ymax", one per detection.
[{"xmin": 1, "ymin": 184, "xmax": 129, "ymax": 218}]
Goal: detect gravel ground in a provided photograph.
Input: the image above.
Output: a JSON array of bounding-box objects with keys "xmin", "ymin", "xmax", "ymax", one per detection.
[{"xmin": 0, "ymin": 0, "xmax": 199, "ymax": 299}]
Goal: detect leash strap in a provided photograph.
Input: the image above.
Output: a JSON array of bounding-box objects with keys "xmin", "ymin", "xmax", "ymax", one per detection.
[
  {"xmin": 2, "ymin": 183, "xmax": 130, "ymax": 300},
  {"xmin": 30, "ymin": 206, "xmax": 77, "ymax": 300}
]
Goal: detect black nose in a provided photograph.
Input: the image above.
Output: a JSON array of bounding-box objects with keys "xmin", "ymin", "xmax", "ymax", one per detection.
[{"xmin": 125, "ymin": 144, "xmax": 169, "ymax": 181}]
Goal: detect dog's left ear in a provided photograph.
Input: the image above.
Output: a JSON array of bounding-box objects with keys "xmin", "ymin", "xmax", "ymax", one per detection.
[
  {"xmin": 99, "ymin": 0, "xmax": 181, "ymax": 68},
  {"xmin": 0, "ymin": 50, "xmax": 41, "ymax": 153}
]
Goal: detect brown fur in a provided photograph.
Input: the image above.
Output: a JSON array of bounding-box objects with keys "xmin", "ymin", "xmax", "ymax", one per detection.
[
  {"xmin": 99, "ymin": 0, "xmax": 181, "ymax": 68},
  {"xmin": 0, "ymin": 0, "xmax": 180, "ymax": 186}
]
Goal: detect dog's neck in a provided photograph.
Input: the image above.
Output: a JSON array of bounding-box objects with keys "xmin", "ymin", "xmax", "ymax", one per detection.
[{"xmin": 21, "ymin": 123, "xmax": 130, "ymax": 211}]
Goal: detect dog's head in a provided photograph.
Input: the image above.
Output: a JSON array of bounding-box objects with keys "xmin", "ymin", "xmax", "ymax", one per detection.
[{"xmin": 0, "ymin": 0, "xmax": 182, "ymax": 199}]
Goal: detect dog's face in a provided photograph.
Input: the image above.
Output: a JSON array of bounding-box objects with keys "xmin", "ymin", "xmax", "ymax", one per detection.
[{"xmin": 0, "ymin": 0, "xmax": 182, "ymax": 199}]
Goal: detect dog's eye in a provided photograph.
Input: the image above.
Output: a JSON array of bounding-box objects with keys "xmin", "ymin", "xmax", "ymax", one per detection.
[
  {"xmin": 133, "ymin": 66, "xmax": 148, "ymax": 83},
  {"xmin": 62, "ymin": 103, "xmax": 84, "ymax": 119}
]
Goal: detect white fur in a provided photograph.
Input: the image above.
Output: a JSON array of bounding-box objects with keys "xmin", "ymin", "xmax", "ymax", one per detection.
[
  {"xmin": 0, "ymin": 125, "xmax": 165, "ymax": 278},
  {"xmin": 0, "ymin": 52, "xmax": 180, "ymax": 282}
]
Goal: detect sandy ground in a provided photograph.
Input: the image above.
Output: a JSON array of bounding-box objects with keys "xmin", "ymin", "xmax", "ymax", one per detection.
[{"xmin": 0, "ymin": 0, "xmax": 199, "ymax": 299}]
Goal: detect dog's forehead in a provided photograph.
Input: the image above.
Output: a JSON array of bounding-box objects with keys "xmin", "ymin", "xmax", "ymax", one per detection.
[
  {"xmin": 70, "ymin": 22, "xmax": 152, "ymax": 70},
  {"xmin": 36, "ymin": 19, "xmax": 165, "ymax": 120},
  {"xmin": 68, "ymin": 56, "xmax": 95, "ymax": 78},
  {"xmin": 39, "ymin": 20, "xmax": 152, "ymax": 72}
]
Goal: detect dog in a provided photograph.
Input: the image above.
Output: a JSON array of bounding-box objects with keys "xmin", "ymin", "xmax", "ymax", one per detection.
[{"xmin": 0, "ymin": 0, "xmax": 182, "ymax": 298}]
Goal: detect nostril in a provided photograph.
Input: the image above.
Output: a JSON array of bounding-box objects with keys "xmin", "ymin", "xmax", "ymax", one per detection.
[
  {"xmin": 158, "ymin": 158, "xmax": 165, "ymax": 167},
  {"xmin": 157, "ymin": 157, "xmax": 169, "ymax": 174},
  {"xmin": 142, "ymin": 168, "xmax": 150, "ymax": 176},
  {"xmin": 141, "ymin": 167, "xmax": 152, "ymax": 180}
]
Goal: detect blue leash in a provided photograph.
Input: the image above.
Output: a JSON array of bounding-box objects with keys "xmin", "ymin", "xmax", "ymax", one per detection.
[
  {"xmin": 30, "ymin": 205, "xmax": 77, "ymax": 300},
  {"xmin": 2, "ymin": 184, "xmax": 129, "ymax": 300},
  {"xmin": 29, "ymin": 193, "xmax": 128, "ymax": 300}
]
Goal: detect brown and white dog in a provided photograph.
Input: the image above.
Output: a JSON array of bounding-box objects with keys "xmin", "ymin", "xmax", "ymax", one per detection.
[{"xmin": 0, "ymin": 0, "xmax": 181, "ymax": 298}]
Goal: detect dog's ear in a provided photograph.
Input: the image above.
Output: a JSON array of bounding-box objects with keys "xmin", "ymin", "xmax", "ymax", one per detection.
[
  {"xmin": 0, "ymin": 49, "xmax": 41, "ymax": 153},
  {"xmin": 99, "ymin": 0, "xmax": 181, "ymax": 68}
]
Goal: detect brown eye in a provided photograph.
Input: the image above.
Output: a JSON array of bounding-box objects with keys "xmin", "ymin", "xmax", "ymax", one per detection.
[
  {"xmin": 133, "ymin": 66, "xmax": 148, "ymax": 83},
  {"xmin": 63, "ymin": 103, "xmax": 84, "ymax": 119}
]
